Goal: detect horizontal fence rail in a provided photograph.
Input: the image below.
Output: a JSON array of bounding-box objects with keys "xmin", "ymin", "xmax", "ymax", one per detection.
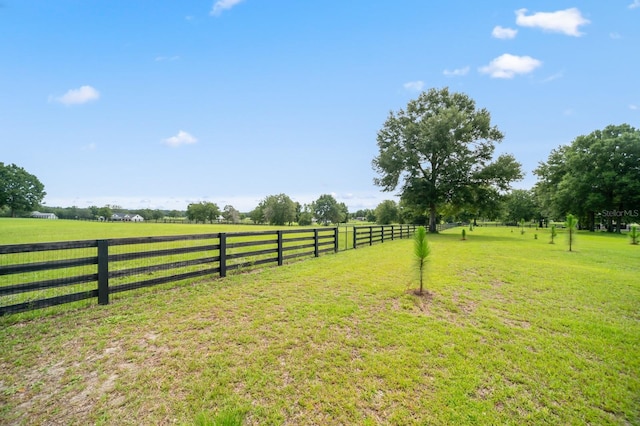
[
  {"xmin": 0, "ymin": 224, "xmax": 426, "ymax": 316},
  {"xmin": 353, "ymin": 225, "xmax": 417, "ymax": 249}
]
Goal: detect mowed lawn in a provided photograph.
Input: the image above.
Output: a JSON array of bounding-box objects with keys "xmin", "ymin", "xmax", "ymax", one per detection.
[{"xmin": 0, "ymin": 221, "xmax": 638, "ymax": 425}]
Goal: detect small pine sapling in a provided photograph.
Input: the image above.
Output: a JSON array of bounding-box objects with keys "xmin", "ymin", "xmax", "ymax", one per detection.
[
  {"xmin": 550, "ymin": 224, "xmax": 557, "ymax": 244},
  {"xmin": 520, "ymin": 218, "xmax": 525, "ymax": 235},
  {"xmin": 629, "ymin": 225, "xmax": 639, "ymax": 245},
  {"xmin": 565, "ymin": 214, "xmax": 578, "ymax": 252},
  {"xmin": 413, "ymin": 226, "xmax": 430, "ymax": 295}
]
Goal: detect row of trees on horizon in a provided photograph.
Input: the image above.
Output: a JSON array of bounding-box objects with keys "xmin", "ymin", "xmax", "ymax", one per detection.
[{"xmin": 2, "ymin": 88, "xmax": 639, "ymax": 232}]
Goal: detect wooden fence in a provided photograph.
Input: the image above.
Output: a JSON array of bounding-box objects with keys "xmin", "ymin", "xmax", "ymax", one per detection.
[
  {"xmin": 0, "ymin": 225, "xmax": 423, "ymax": 316},
  {"xmin": 352, "ymin": 225, "xmax": 417, "ymax": 248}
]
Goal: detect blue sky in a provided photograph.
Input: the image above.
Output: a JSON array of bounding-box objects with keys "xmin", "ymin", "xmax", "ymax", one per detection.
[{"xmin": 1, "ymin": 1, "xmax": 639, "ymax": 212}]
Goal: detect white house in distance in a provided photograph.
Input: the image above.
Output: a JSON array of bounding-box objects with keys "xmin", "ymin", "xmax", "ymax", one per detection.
[
  {"xmin": 111, "ymin": 213, "xmax": 144, "ymax": 222},
  {"xmin": 31, "ymin": 211, "xmax": 58, "ymax": 219}
]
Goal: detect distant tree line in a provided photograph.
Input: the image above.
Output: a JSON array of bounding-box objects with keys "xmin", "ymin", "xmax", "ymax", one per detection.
[{"xmin": 3, "ymin": 89, "xmax": 638, "ymax": 232}]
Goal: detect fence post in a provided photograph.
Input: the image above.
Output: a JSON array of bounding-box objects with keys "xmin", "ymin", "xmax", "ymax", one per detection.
[
  {"xmin": 314, "ymin": 229, "xmax": 319, "ymax": 257},
  {"xmin": 353, "ymin": 227, "xmax": 357, "ymax": 249},
  {"xmin": 219, "ymin": 233, "xmax": 227, "ymax": 277},
  {"xmin": 97, "ymin": 240, "xmax": 109, "ymax": 305},
  {"xmin": 277, "ymin": 230, "xmax": 283, "ymax": 266},
  {"xmin": 334, "ymin": 227, "xmax": 339, "ymax": 253},
  {"xmin": 369, "ymin": 226, "xmax": 373, "ymax": 246}
]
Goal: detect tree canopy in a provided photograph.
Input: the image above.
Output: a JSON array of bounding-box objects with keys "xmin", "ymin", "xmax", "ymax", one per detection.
[
  {"xmin": 312, "ymin": 194, "xmax": 345, "ymax": 225},
  {"xmin": 534, "ymin": 124, "xmax": 640, "ymax": 231},
  {"xmin": 503, "ymin": 189, "xmax": 539, "ymax": 224},
  {"xmin": 374, "ymin": 200, "xmax": 399, "ymax": 225},
  {"xmin": 222, "ymin": 205, "xmax": 241, "ymax": 223},
  {"xmin": 372, "ymin": 87, "xmax": 522, "ymax": 232},
  {"xmin": 0, "ymin": 163, "xmax": 46, "ymax": 217},
  {"xmin": 186, "ymin": 202, "xmax": 220, "ymax": 224},
  {"xmin": 261, "ymin": 194, "xmax": 296, "ymax": 226}
]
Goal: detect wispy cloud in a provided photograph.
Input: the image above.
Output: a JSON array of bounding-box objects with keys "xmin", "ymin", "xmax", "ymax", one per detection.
[
  {"xmin": 82, "ymin": 143, "xmax": 97, "ymax": 151},
  {"xmin": 403, "ymin": 80, "xmax": 424, "ymax": 91},
  {"xmin": 629, "ymin": 0, "xmax": 640, "ymax": 9},
  {"xmin": 155, "ymin": 55, "xmax": 180, "ymax": 62},
  {"xmin": 630, "ymin": 104, "xmax": 639, "ymax": 110},
  {"xmin": 515, "ymin": 8, "xmax": 590, "ymax": 36},
  {"xmin": 479, "ymin": 54, "xmax": 542, "ymax": 79},
  {"xmin": 51, "ymin": 85, "xmax": 100, "ymax": 105},
  {"xmin": 542, "ymin": 71, "xmax": 563, "ymax": 83},
  {"xmin": 609, "ymin": 32, "xmax": 622, "ymax": 39},
  {"xmin": 443, "ymin": 66, "xmax": 470, "ymax": 77},
  {"xmin": 492, "ymin": 26, "xmax": 518, "ymax": 39},
  {"xmin": 210, "ymin": 0, "xmax": 244, "ymax": 16},
  {"xmin": 163, "ymin": 130, "xmax": 198, "ymax": 147}
]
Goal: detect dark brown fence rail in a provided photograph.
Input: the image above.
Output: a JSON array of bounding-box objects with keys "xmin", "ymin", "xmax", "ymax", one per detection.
[
  {"xmin": 353, "ymin": 225, "xmax": 417, "ymax": 249},
  {"xmin": 0, "ymin": 225, "xmax": 423, "ymax": 316}
]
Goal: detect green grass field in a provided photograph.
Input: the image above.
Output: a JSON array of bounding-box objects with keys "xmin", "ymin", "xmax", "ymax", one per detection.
[{"xmin": 0, "ymin": 220, "xmax": 638, "ymax": 425}]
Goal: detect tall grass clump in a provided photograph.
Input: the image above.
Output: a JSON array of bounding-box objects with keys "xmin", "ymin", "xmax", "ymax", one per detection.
[
  {"xmin": 413, "ymin": 226, "xmax": 430, "ymax": 295},
  {"xmin": 194, "ymin": 408, "xmax": 245, "ymax": 426}
]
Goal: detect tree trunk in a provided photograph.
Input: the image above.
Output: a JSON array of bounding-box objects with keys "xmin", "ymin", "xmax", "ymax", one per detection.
[
  {"xmin": 429, "ymin": 204, "xmax": 437, "ymax": 233},
  {"xmin": 616, "ymin": 204, "xmax": 623, "ymax": 233}
]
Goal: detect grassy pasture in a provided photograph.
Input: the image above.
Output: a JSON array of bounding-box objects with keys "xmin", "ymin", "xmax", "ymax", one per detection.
[
  {"xmin": 0, "ymin": 219, "xmax": 287, "ymax": 244},
  {"xmin": 0, "ymin": 219, "xmax": 344, "ymax": 317},
  {"xmin": 0, "ymin": 222, "xmax": 638, "ymax": 425}
]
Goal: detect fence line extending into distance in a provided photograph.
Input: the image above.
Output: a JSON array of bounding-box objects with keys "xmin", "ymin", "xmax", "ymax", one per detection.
[{"xmin": 0, "ymin": 224, "xmax": 428, "ymax": 316}]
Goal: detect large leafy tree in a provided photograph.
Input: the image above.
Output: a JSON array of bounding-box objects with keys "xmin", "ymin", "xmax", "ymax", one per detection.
[
  {"xmin": 312, "ymin": 194, "xmax": 343, "ymax": 225},
  {"xmin": 0, "ymin": 163, "xmax": 46, "ymax": 217},
  {"xmin": 375, "ymin": 200, "xmax": 399, "ymax": 225},
  {"xmin": 372, "ymin": 87, "xmax": 522, "ymax": 232},
  {"xmin": 186, "ymin": 201, "xmax": 220, "ymax": 224},
  {"xmin": 534, "ymin": 124, "xmax": 640, "ymax": 231},
  {"xmin": 222, "ymin": 205, "xmax": 241, "ymax": 223},
  {"xmin": 503, "ymin": 189, "xmax": 539, "ymax": 224},
  {"xmin": 261, "ymin": 194, "xmax": 296, "ymax": 226}
]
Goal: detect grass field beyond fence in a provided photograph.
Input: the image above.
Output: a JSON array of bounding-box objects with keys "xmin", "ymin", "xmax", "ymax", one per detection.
[{"xmin": 0, "ymin": 221, "xmax": 638, "ymax": 425}]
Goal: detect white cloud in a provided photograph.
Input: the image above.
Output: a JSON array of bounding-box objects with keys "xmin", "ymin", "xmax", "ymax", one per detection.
[
  {"xmin": 53, "ymin": 85, "xmax": 100, "ymax": 105},
  {"xmin": 210, "ymin": 0, "xmax": 244, "ymax": 16},
  {"xmin": 403, "ymin": 80, "xmax": 424, "ymax": 91},
  {"xmin": 443, "ymin": 66, "xmax": 470, "ymax": 77},
  {"xmin": 515, "ymin": 8, "xmax": 590, "ymax": 36},
  {"xmin": 492, "ymin": 26, "xmax": 518, "ymax": 39},
  {"xmin": 630, "ymin": 104, "xmax": 639, "ymax": 110},
  {"xmin": 542, "ymin": 71, "xmax": 563, "ymax": 83},
  {"xmin": 82, "ymin": 143, "xmax": 97, "ymax": 151},
  {"xmin": 163, "ymin": 130, "xmax": 198, "ymax": 147},
  {"xmin": 155, "ymin": 55, "xmax": 180, "ymax": 61},
  {"xmin": 479, "ymin": 53, "xmax": 542, "ymax": 79},
  {"xmin": 629, "ymin": 0, "xmax": 640, "ymax": 9},
  {"xmin": 609, "ymin": 32, "xmax": 622, "ymax": 39}
]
